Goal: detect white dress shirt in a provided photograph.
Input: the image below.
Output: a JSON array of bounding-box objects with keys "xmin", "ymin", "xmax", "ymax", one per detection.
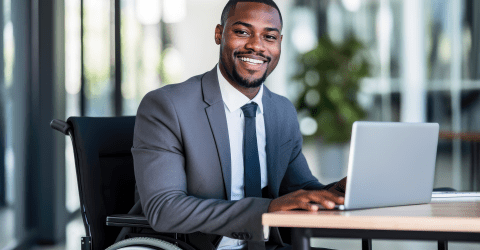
[{"xmin": 216, "ymin": 65, "xmax": 268, "ymax": 249}]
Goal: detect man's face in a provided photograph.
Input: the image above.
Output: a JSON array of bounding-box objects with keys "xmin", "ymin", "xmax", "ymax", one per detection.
[{"xmin": 215, "ymin": 2, "xmax": 282, "ymax": 89}]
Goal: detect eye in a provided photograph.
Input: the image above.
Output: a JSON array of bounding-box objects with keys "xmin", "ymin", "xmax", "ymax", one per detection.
[
  {"xmin": 234, "ymin": 30, "xmax": 249, "ymax": 36},
  {"xmin": 265, "ymin": 35, "xmax": 278, "ymax": 41}
]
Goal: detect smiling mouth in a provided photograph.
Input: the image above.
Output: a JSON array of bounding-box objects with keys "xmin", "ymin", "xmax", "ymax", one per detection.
[{"xmin": 238, "ymin": 56, "xmax": 266, "ymax": 66}]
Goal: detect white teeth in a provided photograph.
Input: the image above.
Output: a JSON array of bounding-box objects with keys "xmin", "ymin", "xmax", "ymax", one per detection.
[{"xmin": 239, "ymin": 57, "xmax": 263, "ymax": 64}]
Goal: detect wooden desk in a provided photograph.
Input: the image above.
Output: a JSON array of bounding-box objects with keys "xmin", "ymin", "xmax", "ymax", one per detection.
[{"xmin": 263, "ymin": 202, "xmax": 480, "ymax": 250}]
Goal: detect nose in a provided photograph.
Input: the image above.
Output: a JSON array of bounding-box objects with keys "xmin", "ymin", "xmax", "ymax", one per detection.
[{"xmin": 245, "ymin": 34, "xmax": 265, "ymax": 52}]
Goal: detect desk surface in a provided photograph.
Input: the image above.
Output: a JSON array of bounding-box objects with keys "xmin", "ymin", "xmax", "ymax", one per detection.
[{"xmin": 262, "ymin": 202, "xmax": 480, "ymax": 233}]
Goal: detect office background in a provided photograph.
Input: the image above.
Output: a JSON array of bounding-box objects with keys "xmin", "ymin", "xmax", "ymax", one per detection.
[{"xmin": 0, "ymin": 0, "xmax": 479, "ymax": 249}]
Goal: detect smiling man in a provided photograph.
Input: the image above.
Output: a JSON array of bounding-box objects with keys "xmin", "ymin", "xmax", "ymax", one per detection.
[
  {"xmin": 216, "ymin": 1, "xmax": 281, "ymax": 98},
  {"xmin": 132, "ymin": 1, "xmax": 345, "ymax": 250}
]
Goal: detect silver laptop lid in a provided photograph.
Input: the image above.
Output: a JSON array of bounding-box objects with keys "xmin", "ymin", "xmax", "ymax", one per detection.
[{"xmin": 344, "ymin": 122, "xmax": 439, "ymax": 210}]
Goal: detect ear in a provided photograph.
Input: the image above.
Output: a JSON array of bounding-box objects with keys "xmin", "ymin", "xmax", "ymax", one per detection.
[{"xmin": 215, "ymin": 24, "xmax": 223, "ymax": 45}]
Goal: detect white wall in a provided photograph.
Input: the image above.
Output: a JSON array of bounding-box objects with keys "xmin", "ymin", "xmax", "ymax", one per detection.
[{"xmin": 175, "ymin": 1, "xmax": 226, "ymax": 81}]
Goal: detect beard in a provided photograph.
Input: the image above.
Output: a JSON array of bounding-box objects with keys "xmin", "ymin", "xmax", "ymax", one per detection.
[
  {"xmin": 220, "ymin": 56, "xmax": 269, "ymax": 89},
  {"xmin": 231, "ymin": 63, "xmax": 268, "ymax": 88}
]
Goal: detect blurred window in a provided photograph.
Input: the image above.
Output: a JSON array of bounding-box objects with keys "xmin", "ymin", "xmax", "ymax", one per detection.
[
  {"xmin": 3, "ymin": 0, "xmax": 13, "ymax": 208},
  {"xmin": 65, "ymin": 0, "xmax": 81, "ymax": 213},
  {"xmin": 121, "ymin": 0, "xmax": 163, "ymax": 115},
  {"xmin": 84, "ymin": 0, "xmax": 114, "ymax": 117},
  {"xmin": 120, "ymin": 0, "xmax": 184, "ymax": 115},
  {"xmin": 63, "ymin": 0, "xmax": 183, "ymax": 213},
  {"xmin": 0, "ymin": 0, "xmax": 4, "ymax": 208},
  {"xmin": 293, "ymin": 0, "xmax": 480, "ymax": 191}
]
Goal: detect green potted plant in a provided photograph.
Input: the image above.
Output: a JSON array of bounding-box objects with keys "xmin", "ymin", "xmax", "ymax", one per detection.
[{"xmin": 294, "ymin": 36, "xmax": 371, "ymax": 143}]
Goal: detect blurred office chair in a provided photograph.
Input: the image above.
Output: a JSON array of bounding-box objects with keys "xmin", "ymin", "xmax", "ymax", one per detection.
[{"xmin": 51, "ymin": 116, "xmax": 196, "ymax": 250}]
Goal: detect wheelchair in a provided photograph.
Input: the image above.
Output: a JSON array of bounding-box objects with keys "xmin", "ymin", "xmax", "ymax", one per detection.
[{"xmin": 51, "ymin": 116, "xmax": 197, "ymax": 250}]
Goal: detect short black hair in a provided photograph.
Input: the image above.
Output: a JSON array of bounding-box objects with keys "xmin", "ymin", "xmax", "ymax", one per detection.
[{"xmin": 220, "ymin": 0, "xmax": 283, "ymax": 28}]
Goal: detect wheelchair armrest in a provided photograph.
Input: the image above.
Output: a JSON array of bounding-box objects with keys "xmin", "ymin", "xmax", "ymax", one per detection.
[{"xmin": 106, "ymin": 214, "xmax": 152, "ymax": 228}]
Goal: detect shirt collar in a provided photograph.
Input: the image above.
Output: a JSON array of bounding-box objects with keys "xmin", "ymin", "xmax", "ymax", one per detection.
[{"xmin": 217, "ymin": 64, "xmax": 264, "ymax": 114}]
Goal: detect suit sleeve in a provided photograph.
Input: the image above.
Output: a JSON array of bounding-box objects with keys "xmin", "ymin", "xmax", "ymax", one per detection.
[
  {"xmin": 278, "ymin": 101, "xmax": 335, "ymax": 196},
  {"xmin": 132, "ymin": 90, "xmax": 271, "ymax": 241}
]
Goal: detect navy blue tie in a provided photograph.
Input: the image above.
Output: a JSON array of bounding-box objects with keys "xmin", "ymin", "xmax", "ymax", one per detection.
[{"xmin": 241, "ymin": 102, "xmax": 262, "ymax": 198}]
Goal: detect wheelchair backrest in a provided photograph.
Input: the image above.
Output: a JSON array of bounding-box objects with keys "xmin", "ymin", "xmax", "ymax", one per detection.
[{"xmin": 67, "ymin": 116, "xmax": 136, "ymax": 250}]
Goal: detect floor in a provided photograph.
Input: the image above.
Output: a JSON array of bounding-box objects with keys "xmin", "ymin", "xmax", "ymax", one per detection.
[
  {"xmin": 312, "ymin": 238, "xmax": 480, "ymax": 250},
  {"xmin": 0, "ymin": 208, "xmax": 15, "ymax": 250},
  {"xmin": 29, "ymin": 213, "xmax": 84, "ymax": 250}
]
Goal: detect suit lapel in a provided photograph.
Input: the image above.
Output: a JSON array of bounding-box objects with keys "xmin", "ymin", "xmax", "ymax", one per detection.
[
  {"xmin": 202, "ymin": 66, "xmax": 232, "ymax": 200},
  {"xmin": 262, "ymin": 87, "xmax": 281, "ymax": 198},
  {"xmin": 201, "ymin": 68, "xmax": 284, "ymax": 200}
]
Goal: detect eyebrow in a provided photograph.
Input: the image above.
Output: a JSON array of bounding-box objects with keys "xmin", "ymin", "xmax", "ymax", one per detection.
[{"xmin": 231, "ymin": 21, "xmax": 280, "ymax": 33}]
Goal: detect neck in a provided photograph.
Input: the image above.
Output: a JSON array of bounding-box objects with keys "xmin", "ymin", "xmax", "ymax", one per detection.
[{"xmin": 237, "ymin": 86, "xmax": 260, "ymax": 100}]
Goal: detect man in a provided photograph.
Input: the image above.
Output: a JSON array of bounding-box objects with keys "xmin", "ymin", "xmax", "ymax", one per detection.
[{"xmin": 132, "ymin": 0, "xmax": 346, "ymax": 249}]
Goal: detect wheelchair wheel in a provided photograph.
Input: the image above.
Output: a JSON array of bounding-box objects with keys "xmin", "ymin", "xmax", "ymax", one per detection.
[{"xmin": 105, "ymin": 237, "xmax": 183, "ymax": 250}]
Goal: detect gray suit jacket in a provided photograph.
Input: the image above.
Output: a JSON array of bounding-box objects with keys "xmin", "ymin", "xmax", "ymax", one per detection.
[{"xmin": 132, "ymin": 67, "xmax": 327, "ymax": 249}]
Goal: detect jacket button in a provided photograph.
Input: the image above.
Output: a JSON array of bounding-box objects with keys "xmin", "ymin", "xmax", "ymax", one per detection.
[{"xmin": 231, "ymin": 232, "xmax": 239, "ymax": 239}]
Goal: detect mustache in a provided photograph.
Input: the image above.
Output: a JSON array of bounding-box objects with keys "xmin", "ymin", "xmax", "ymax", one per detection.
[{"xmin": 234, "ymin": 51, "xmax": 271, "ymax": 63}]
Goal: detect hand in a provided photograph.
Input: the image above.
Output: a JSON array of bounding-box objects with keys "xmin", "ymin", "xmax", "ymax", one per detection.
[
  {"xmin": 328, "ymin": 176, "xmax": 347, "ymax": 197},
  {"xmin": 267, "ymin": 189, "xmax": 344, "ymax": 212}
]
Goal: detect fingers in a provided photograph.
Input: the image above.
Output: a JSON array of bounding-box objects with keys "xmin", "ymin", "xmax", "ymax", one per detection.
[
  {"xmin": 306, "ymin": 191, "xmax": 344, "ymax": 210},
  {"xmin": 318, "ymin": 199, "xmax": 338, "ymax": 209},
  {"xmin": 268, "ymin": 189, "xmax": 345, "ymax": 212},
  {"xmin": 309, "ymin": 198, "xmax": 336, "ymax": 210},
  {"xmin": 312, "ymin": 190, "xmax": 345, "ymax": 204},
  {"xmin": 296, "ymin": 192, "xmax": 340, "ymax": 210},
  {"xmin": 297, "ymin": 190, "xmax": 342, "ymax": 210},
  {"xmin": 298, "ymin": 202, "xmax": 319, "ymax": 212}
]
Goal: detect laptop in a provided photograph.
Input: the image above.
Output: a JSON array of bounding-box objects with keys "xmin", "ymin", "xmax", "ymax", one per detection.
[{"xmin": 328, "ymin": 121, "xmax": 439, "ymax": 210}]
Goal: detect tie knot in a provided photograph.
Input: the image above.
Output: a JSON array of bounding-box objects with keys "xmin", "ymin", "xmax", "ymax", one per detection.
[{"xmin": 241, "ymin": 102, "xmax": 258, "ymax": 117}]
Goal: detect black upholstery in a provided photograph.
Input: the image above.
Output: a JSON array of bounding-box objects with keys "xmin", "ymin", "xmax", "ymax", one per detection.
[{"xmin": 67, "ymin": 116, "xmax": 138, "ymax": 250}]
